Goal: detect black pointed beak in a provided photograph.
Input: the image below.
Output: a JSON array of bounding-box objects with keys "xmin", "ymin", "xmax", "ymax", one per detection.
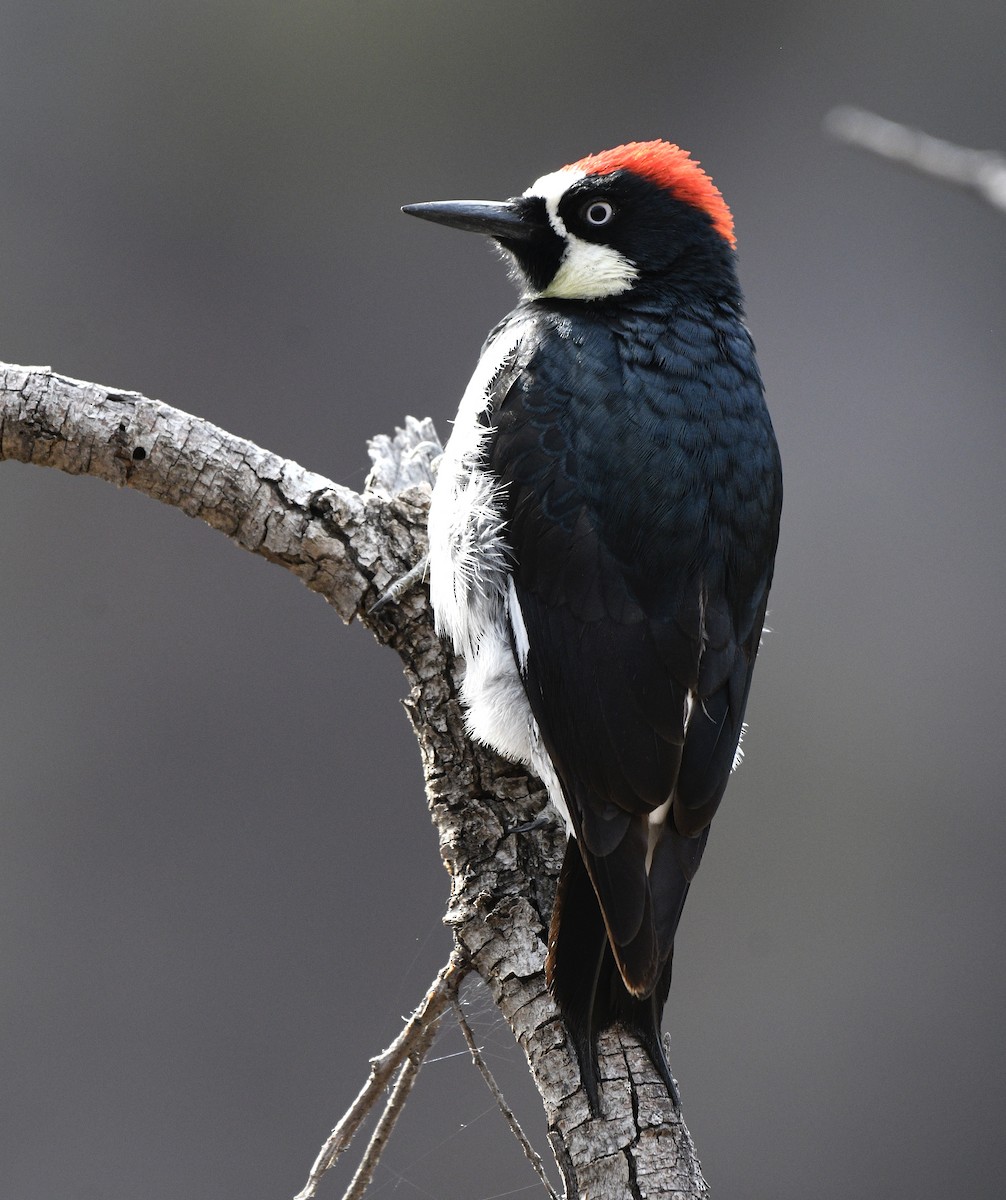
[{"xmin": 401, "ymin": 198, "xmax": 542, "ymax": 243}]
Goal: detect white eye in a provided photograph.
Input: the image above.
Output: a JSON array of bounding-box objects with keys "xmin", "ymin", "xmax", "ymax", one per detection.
[{"xmin": 583, "ymin": 199, "xmax": 615, "ymax": 226}]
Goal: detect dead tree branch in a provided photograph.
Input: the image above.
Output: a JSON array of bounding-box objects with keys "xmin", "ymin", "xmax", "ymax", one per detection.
[
  {"xmin": 453, "ymin": 990, "xmax": 561, "ymax": 1200},
  {"xmin": 294, "ymin": 953, "xmax": 469, "ymax": 1200},
  {"xmin": 0, "ymin": 362, "xmax": 709, "ymax": 1199},
  {"xmin": 825, "ymin": 106, "xmax": 1006, "ymax": 211}
]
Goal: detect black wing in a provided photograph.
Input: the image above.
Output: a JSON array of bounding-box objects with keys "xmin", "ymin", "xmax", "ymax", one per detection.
[{"xmin": 488, "ymin": 302, "xmax": 781, "ymax": 999}]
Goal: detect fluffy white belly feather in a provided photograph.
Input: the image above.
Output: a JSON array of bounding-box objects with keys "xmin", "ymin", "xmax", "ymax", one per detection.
[{"xmin": 428, "ymin": 319, "xmax": 571, "ymax": 830}]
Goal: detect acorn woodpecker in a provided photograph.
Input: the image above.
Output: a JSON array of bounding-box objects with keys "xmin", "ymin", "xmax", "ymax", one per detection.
[{"xmin": 404, "ymin": 140, "xmax": 782, "ymax": 1112}]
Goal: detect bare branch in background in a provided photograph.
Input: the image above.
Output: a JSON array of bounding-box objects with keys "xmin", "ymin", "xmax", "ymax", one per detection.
[{"xmin": 825, "ymin": 105, "xmax": 1006, "ymax": 211}]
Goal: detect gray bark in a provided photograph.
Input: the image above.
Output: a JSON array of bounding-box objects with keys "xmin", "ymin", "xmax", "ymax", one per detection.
[{"xmin": 0, "ymin": 362, "xmax": 709, "ymax": 1199}]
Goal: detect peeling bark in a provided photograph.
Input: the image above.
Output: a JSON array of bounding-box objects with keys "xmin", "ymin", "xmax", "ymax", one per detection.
[{"xmin": 0, "ymin": 363, "xmax": 709, "ymax": 1199}]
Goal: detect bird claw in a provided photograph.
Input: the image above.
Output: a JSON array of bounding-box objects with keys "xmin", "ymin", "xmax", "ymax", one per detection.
[
  {"xmin": 501, "ymin": 812, "xmax": 554, "ymax": 838},
  {"xmin": 368, "ymin": 555, "xmax": 429, "ymax": 614}
]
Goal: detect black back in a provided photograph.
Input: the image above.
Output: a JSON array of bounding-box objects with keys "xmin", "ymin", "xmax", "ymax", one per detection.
[{"xmin": 485, "ymin": 294, "xmax": 781, "ymax": 1102}]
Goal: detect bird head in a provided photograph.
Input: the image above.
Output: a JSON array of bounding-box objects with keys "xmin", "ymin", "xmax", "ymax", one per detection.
[{"xmin": 403, "ymin": 140, "xmax": 737, "ymax": 303}]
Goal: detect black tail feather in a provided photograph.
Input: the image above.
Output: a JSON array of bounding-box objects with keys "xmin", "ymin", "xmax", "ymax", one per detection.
[{"xmin": 547, "ymin": 839, "xmax": 679, "ymax": 1113}]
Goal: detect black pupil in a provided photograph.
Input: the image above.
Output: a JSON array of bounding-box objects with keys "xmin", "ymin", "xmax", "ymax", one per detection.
[{"xmin": 588, "ymin": 203, "xmax": 609, "ymax": 224}]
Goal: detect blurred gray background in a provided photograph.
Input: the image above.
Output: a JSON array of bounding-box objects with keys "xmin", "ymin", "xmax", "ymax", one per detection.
[{"xmin": 1, "ymin": 2, "xmax": 1004, "ymax": 1197}]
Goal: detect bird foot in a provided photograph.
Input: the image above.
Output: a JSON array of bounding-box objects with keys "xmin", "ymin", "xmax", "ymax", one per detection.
[
  {"xmin": 501, "ymin": 812, "xmax": 554, "ymax": 838},
  {"xmin": 369, "ymin": 555, "xmax": 429, "ymax": 614}
]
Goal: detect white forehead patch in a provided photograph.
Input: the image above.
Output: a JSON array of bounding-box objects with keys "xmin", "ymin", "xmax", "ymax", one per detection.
[
  {"xmin": 523, "ymin": 166, "xmax": 639, "ymax": 301},
  {"xmin": 524, "ymin": 167, "xmax": 585, "ymax": 234}
]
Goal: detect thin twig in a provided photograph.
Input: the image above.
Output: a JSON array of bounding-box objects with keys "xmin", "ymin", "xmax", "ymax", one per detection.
[
  {"xmin": 341, "ymin": 1043, "xmax": 434, "ymax": 1200},
  {"xmin": 293, "ymin": 952, "xmax": 469, "ymax": 1200},
  {"xmin": 825, "ymin": 106, "xmax": 1006, "ymax": 212},
  {"xmin": 452, "ymin": 993, "xmax": 560, "ymax": 1200}
]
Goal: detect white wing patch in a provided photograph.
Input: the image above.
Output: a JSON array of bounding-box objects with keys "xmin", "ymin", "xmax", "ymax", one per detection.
[{"xmin": 506, "ymin": 576, "xmax": 530, "ymax": 673}]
